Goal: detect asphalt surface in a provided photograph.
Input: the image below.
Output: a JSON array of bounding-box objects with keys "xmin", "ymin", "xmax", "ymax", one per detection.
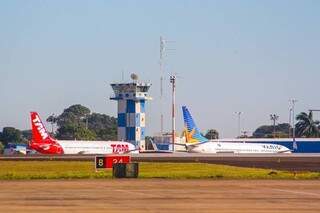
[
  {"xmin": 1, "ymin": 179, "xmax": 320, "ymax": 213},
  {"xmin": 1, "ymin": 153, "xmax": 320, "ymax": 171}
]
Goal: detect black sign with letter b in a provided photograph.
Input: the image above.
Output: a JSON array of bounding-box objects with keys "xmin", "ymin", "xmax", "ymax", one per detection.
[{"xmin": 95, "ymin": 156, "xmax": 106, "ymax": 169}]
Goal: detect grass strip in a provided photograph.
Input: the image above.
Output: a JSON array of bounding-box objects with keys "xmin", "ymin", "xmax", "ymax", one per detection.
[{"xmin": 0, "ymin": 161, "xmax": 319, "ymax": 180}]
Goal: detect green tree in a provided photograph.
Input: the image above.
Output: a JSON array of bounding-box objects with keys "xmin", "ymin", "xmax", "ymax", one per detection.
[
  {"xmin": 87, "ymin": 113, "xmax": 117, "ymax": 140},
  {"xmin": 1, "ymin": 127, "xmax": 24, "ymax": 146},
  {"xmin": 55, "ymin": 124, "xmax": 97, "ymax": 140},
  {"xmin": 253, "ymin": 123, "xmax": 290, "ymax": 138},
  {"xmin": 0, "ymin": 129, "xmax": 3, "ymax": 152},
  {"xmin": 53, "ymin": 105, "xmax": 117, "ymax": 141},
  {"xmin": 295, "ymin": 112, "xmax": 320, "ymax": 137},
  {"xmin": 56, "ymin": 104, "xmax": 90, "ymax": 127},
  {"xmin": 55, "ymin": 125, "xmax": 76, "ymax": 140},
  {"xmin": 74, "ymin": 126, "xmax": 97, "ymax": 140},
  {"xmin": 21, "ymin": 130, "xmax": 32, "ymax": 141},
  {"xmin": 55, "ymin": 105, "xmax": 92, "ymax": 140},
  {"xmin": 277, "ymin": 123, "xmax": 291, "ymax": 133},
  {"xmin": 205, "ymin": 129, "xmax": 219, "ymax": 139},
  {"xmin": 0, "ymin": 142, "xmax": 4, "ymax": 154},
  {"xmin": 253, "ymin": 125, "xmax": 273, "ymax": 138}
]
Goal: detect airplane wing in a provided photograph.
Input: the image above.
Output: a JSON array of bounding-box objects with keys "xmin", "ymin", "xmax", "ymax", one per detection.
[{"xmin": 277, "ymin": 149, "xmax": 292, "ymax": 154}]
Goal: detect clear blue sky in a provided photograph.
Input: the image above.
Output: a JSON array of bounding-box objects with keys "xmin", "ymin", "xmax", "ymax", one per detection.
[{"xmin": 1, "ymin": 0, "xmax": 319, "ymax": 138}]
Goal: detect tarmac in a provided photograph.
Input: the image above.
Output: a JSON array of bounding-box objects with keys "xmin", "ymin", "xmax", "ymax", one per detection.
[
  {"xmin": 1, "ymin": 153, "xmax": 320, "ymax": 171},
  {"xmin": 0, "ymin": 179, "xmax": 320, "ymax": 213}
]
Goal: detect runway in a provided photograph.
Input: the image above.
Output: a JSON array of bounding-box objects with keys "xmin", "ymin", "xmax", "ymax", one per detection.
[
  {"xmin": 1, "ymin": 179, "xmax": 320, "ymax": 213},
  {"xmin": 1, "ymin": 153, "xmax": 320, "ymax": 171}
]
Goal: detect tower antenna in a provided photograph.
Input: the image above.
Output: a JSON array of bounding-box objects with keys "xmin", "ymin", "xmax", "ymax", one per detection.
[
  {"xmin": 160, "ymin": 36, "xmax": 165, "ymax": 134},
  {"xmin": 159, "ymin": 36, "xmax": 175, "ymax": 134}
]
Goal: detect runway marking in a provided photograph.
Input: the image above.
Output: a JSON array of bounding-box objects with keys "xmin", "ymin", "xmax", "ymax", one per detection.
[
  {"xmin": 114, "ymin": 189, "xmax": 159, "ymax": 197},
  {"xmin": 268, "ymin": 188, "xmax": 320, "ymax": 197}
]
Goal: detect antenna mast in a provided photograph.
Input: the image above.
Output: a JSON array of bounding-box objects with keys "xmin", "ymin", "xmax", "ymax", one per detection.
[
  {"xmin": 160, "ymin": 36, "xmax": 165, "ymax": 134},
  {"xmin": 159, "ymin": 36, "xmax": 174, "ymax": 135}
]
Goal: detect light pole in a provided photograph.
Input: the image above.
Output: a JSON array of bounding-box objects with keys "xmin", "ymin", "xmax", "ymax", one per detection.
[
  {"xmin": 235, "ymin": 112, "xmax": 242, "ymax": 138},
  {"xmin": 270, "ymin": 114, "xmax": 279, "ymax": 138},
  {"xmin": 241, "ymin": 130, "xmax": 249, "ymax": 138},
  {"xmin": 170, "ymin": 75, "xmax": 176, "ymax": 152},
  {"xmin": 289, "ymin": 99, "xmax": 298, "ymax": 149},
  {"xmin": 288, "ymin": 108, "xmax": 292, "ymax": 138}
]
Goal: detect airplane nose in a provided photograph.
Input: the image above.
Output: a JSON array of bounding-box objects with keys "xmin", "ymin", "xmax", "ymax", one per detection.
[{"xmin": 283, "ymin": 148, "xmax": 292, "ymax": 153}]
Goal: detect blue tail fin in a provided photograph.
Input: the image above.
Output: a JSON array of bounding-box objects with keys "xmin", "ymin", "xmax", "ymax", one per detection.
[{"xmin": 182, "ymin": 106, "xmax": 208, "ymax": 145}]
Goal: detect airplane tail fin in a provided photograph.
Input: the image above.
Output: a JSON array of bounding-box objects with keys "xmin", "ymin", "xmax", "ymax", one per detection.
[
  {"xmin": 30, "ymin": 112, "xmax": 53, "ymax": 143},
  {"xmin": 182, "ymin": 106, "xmax": 208, "ymax": 145}
]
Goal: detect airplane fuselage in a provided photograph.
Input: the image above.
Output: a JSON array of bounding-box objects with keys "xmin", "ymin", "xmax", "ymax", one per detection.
[
  {"xmin": 30, "ymin": 140, "xmax": 137, "ymax": 154},
  {"xmin": 188, "ymin": 141, "xmax": 291, "ymax": 154}
]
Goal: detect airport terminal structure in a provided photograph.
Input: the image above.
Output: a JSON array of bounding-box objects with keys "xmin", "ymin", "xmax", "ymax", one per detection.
[{"xmin": 110, "ymin": 79, "xmax": 152, "ymax": 151}]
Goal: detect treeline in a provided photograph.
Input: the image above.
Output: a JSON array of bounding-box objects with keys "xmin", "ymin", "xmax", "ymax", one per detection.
[
  {"xmin": 0, "ymin": 128, "xmax": 31, "ymax": 149},
  {"xmin": 0, "ymin": 104, "xmax": 117, "ymax": 152},
  {"xmin": 205, "ymin": 111, "xmax": 320, "ymax": 139},
  {"xmin": 251, "ymin": 123, "xmax": 291, "ymax": 138},
  {"xmin": 0, "ymin": 127, "xmax": 31, "ymax": 153},
  {"xmin": 47, "ymin": 104, "xmax": 117, "ymax": 140},
  {"xmin": 251, "ymin": 111, "xmax": 320, "ymax": 138}
]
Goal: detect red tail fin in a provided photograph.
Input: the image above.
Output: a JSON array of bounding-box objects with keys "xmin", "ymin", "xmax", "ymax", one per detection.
[{"xmin": 30, "ymin": 112, "xmax": 50, "ymax": 143}]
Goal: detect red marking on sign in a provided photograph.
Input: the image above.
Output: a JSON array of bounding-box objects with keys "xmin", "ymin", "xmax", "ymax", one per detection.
[{"xmin": 106, "ymin": 155, "xmax": 131, "ymax": 168}]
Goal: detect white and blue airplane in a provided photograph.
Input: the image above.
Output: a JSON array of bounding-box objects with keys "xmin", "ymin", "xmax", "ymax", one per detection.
[{"xmin": 182, "ymin": 106, "xmax": 291, "ymax": 154}]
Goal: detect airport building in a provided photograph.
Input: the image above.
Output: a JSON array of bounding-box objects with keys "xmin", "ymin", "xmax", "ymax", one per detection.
[
  {"xmin": 153, "ymin": 133, "xmax": 186, "ymax": 152},
  {"xmin": 110, "ymin": 78, "xmax": 152, "ymax": 151}
]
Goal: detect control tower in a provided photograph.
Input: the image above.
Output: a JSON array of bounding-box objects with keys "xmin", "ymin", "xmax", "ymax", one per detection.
[{"xmin": 110, "ymin": 74, "xmax": 152, "ymax": 151}]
